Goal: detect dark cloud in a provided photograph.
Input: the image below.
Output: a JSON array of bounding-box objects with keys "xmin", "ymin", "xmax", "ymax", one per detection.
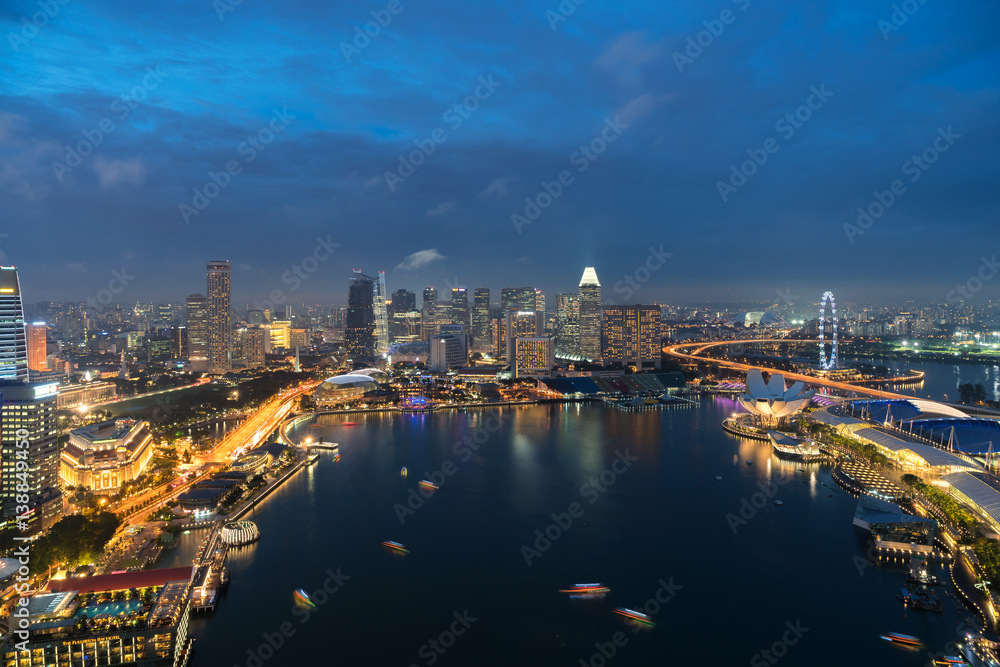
[{"xmin": 1, "ymin": 0, "xmax": 998, "ymax": 306}]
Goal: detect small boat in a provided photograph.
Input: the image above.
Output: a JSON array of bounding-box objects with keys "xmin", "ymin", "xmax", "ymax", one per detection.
[
  {"xmin": 333, "ymin": 453, "xmax": 341, "ymax": 463},
  {"xmin": 933, "ymin": 657, "xmax": 969, "ymax": 666},
  {"xmin": 613, "ymin": 607, "xmax": 655, "ymax": 628},
  {"xmin": 419, "ymin": 480, "xmax": 439, "ymax": 491},
  {"xmin": 401, "ymin": 467, "xmax": 408, "ymax": 479},
  {"xmin": 715, "ymin": 476, "xmax": 723, "ymax": 481},
  {"xmin": 381, "ymin": 540, "xmax": 409, "ymax": 554},
  {"xmin": 559, "ymin": 583, "xmax": 610, "ymax": 596},
  {"xmin": 341, "ymin": 422, "xmax": 357, "ymax": 427},
  {"xmin": 746, "ymin": 460, "xmax": 753, "ymax": 465},
  {"xmin": 293, "ymin": 589, "xmax": 316, "ymax": 609},
  {"xmin": 774, "ymin": 500, "xmax": 783, "ymax": 506},
  {"xmin": 880, "ymin": 632, "xmax": 923, "ymax": 647}
]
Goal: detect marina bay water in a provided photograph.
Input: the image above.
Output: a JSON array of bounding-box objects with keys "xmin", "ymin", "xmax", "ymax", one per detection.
[{"xmin": 163, "ymin": 376, "xmax": 985, "ymax": 666}]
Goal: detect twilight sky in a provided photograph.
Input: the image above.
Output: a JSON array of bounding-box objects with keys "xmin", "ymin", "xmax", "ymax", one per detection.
[{"xmin": 1, "ymin": 0, "xmax": 998, "ymax": 308}]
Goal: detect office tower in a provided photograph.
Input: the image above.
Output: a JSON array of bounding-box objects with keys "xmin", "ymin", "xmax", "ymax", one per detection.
[
  {"xmin": 472, "ymin": 288, "xmax": 491, "ymax": 352},
  {"xmin": 500, "ymin": 287, "xmax": 535, "ymax": 313},
  {"xmin": 0, "ymin": 266, "xmax": 28, "ymax": 382},
  {"xmin": 391, "ymin": 312, "xmax": 422, "ymax": 343},
  {"xmin": 27, "ymin": 322, "xmax": 47, "ymax": 374},
  {"xmin": 513, "ymin": 336, "xmax": 555, "ymax": 378},
  {"xmin": 145, "ymin": 336, "xmax": 171, "ymax": 362},
  {"xmin": 390, "ymin": 289, "xmax": 416, "ymax": 315},
  {"xmin": 534, "ymin": 288, "xmax": 545, "ymax": 318},
  {"xmin": 171, "ymin": 326, "xmax": 187, "ymax": 359},
  {"xmin": 0, "ymin": 381, "xmax": 61, "ymax": 533},
  {"xmin": 450, "ymin": 288, "xmax": 470, "ymax": 330},
  {"xmin": 207, "ymin": 261, "xmax": 232, "ymax": 373},
  {"xmin": 505, "ymin": 310, "xmax": 543, "ymax": 361},
  {"xmin": 374, "ymin": 271, "xmax": 390, "ymax": 356},
  {"xmin": 423, "ymin": 287, "xmax": 437, "ymax": 308},
  {"xmin": 578, "ymin": 267, "xmax": 602, "ymax": 362},
  {"xmin": 346, "ymin": 271, "xmax": 376, "ymax": 361},
  {"xmin": 156, "ymin": 303, "xmax": 174, "ymax": 328},
  {"xmin": 185, "ymin": 294, "xmax": 208, "ymax": 365},
  {"xmin": 269, "ymin": 319, "xmax": 291, "ymax": 350},
  {"xmin": 332, "ymin": 306, "xmax": 347, "ymax": 327},
  {"xmin": 556, "ymin": 293, "xmax": 580, "ymax": 355},
  {"xmin": 602, "ymin": 305, "xmax": 661, "ymax": 370},
  {"xmin": 290, "ymin": 328, "xmax": 308, "ymax": 349}
]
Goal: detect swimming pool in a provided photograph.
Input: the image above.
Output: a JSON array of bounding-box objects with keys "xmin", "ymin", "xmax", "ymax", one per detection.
[{"xmin": 75, "ymin": 599, "xmax": 143, "ymax": 619}]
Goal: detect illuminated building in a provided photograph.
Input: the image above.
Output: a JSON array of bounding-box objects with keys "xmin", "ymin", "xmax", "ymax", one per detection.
[
  {"xmin": 0, "ymin": 381, "xmax": 61, "ymax": 533},
  {"xmin": 346, "ymin": 271, "xmax": 376, "ymax": 361},
  {"xmin": 0, "ymin": 266, "xmax": 28, "ymax": 382},
  {"xmin": 500, "ymin": 287, "xmax": 535, "ymax": 312},
  {"xmin": 555, "ymin": 293, "xmax": 579, "ymax": 355},
  {"xmin": 472, "ymin": 288, "xmax": 491, "ymax": 352},
  {"xmin": 534, "ymin": 288, "xmax": 545, "ymax": 317},
  {"xmin": 2, "ymin": 567, "xmax": 194, "ymax": 666},
  {"xmin": 450, "ymin": 288, "xmax": 470, "ymax": 330},
  {"xmin": 513, "ymin": 336, "xmax": 555, "ymax": 378},
  {"xmin": 206, "ymin": 260, "xmax": 232, "ymax": 373},
  {"xmin": 289, "ymin": 328, "xmax": 308, "ymax": 349},
  {"xmin": 269, "ymin": 320, "xmax": 291, "ymax": 350},
  {"xmin": 27, "ymin": 321, "xmax": 47, "ymax": 374},
  {"xmin": 429, "ymin": 334, "xmax": 467, "ymax": 372},
  {"xmin": 601, "ymin": 305, "xmax": 661, "ymax": 370},
  {"xmin": 60, "ymin": 418, "xmax": 154, "ymax": 493},
  {"xmin": 313, "ymin": 374, "xmax": 378, "ymax": 408},
  {"xmin": 171, "ymin": 326, "xmax": 187, "ymax": 359},
  {"xmin": 391, "ymin": 311, "xmax": 422, "ymax": 343},
  {"xmin": 738, "ymin": 369, "xmax": 815, "ymax": 427},
  {"xmin": 422, "ymin": 287, "xmax": 437, "ymax": 307},
  {"xmin": 578, "ymin": 267, "xmax": 602, "ymax": 362},
  {"xmin": 389, "ymin": 289, "xmax": 416, "ymax": 314},
  {"xmin": 505, "ymin": 310, "xmax": 542, "ymax": 361},
  {"xmin": 56, "ymin": 381, "xmax": 116, "ymax": 410},
  {"xmin": 374, "ymin": 271, "xmax": 390, "ymax": 355},
  {"xmin": 244, "ymin": 326, "xmax": 266, "ymax": 368},
  {"xmin": 185, "ymin": 294, "xmax": 208, "ymax": 368}
]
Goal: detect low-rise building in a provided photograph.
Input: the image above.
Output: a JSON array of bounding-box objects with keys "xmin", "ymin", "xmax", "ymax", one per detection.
[{"xmin": 61, "ymin": 419, "xmax": 154, "ymax": 493}]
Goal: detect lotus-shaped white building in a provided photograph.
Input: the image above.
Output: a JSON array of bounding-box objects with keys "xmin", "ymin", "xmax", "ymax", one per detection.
[{"xmin": 738, "ymin": 369, "xmax": 815, "ymax": 426}]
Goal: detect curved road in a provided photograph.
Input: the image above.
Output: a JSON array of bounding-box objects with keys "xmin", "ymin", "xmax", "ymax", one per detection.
[{"xmin": 663, "ymin": 339, "xmax": 911, "ymax": 400}]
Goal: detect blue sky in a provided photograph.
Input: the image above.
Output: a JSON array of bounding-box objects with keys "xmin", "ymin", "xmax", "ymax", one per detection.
[{"xmin": 1, "ymin": 0, "xmax": 998, "ymax": 307}]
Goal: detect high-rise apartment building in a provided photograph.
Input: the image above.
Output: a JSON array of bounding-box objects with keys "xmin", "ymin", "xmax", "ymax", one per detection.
[
  {"xmin": 27, "ymin": 322, "xmax": 47, "ymax": 374},
  {"xmin": 602, "ymin": 305, "xmax": 661, "ymax": 370},
  {"xmin": 185, "ymin": 294, "xmax": 208, "ymax": 366},
  {"xmin": 206, "ymin": 261, "xmax": 232, "ymax": 373},
  {"xmin": 0, "ymin": 266, "xmax": 28, "ymax": 382},
  {"xmin": 578, "ymin": 267, "xmax": 602, "ymax": 362},
  {"xmin": 472, "ymin": 288, "xmax": 491, "ymax": 352},
  {"xmin": 346, "ymin": 271, "xmax": 376, "ymax": 361}
]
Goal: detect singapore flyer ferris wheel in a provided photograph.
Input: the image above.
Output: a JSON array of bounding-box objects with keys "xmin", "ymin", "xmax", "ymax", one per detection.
[{"xmin": 818, "ymin": 291, "xmax": 838, "ymax": 370}]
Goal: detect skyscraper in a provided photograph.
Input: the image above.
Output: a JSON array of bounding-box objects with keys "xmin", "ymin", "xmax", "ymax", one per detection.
[
  {"xmin": 0, "ymin": 381, "xmax": 61, "ymax": 533},
  {"xmin": 555, "ymin": 293, "xmax": 579, "ymax": 356},
  {"xmin": 450, "ymin": 288, "xmax": 470, "ymax": 330},
  {"xmin": 346, "ymin": 271, "xmax": 376, "ymax": 361},
  {"xmin": 389, "ymin": 289, "xmax": 416, "ymax": 315},
  {"xmin": 534, "ymin": 288, "xmax": 545, "ymax": 318},
  {"xmin": 513, "ymin": 336, "xmax": 555, "ymax": 379},
  {"xmin": 207, "ymin": 261, "xmax": 232, "ymax": 373},
  {"xmin": 578, "ymin": 267, "xmax": 602, "ymax": 362},
  {"xmin": 472, "ymin": 288, "xmax": 491, "ymax": 352},
  {"xmin": 500, "ymin": 287, "xmax": 535, "ymax": 313},
  {"xmin": 602, "ymin": 305, "xmax": 661, "ymax": 370},
  {"xmin": 27, "ymin": 322, "xmax": 47, "ymax": 374},
  {"xmin": 374, "ymin": 271, "xmax": 390, "ymax": 356},
  {"xmin": 505, "ymin": 310, "xmax": 543, "ymax": 361},
  {"xmin": 0, "ymin": 266, "xmax": 28, "ymax": 382},
  {"xmin": 185, "ymin": 294, "xmax": 209, "ymax": 368},
  {"xmin": 422, "ymin": 287, "xmax": 437, "ymax": 308}
]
